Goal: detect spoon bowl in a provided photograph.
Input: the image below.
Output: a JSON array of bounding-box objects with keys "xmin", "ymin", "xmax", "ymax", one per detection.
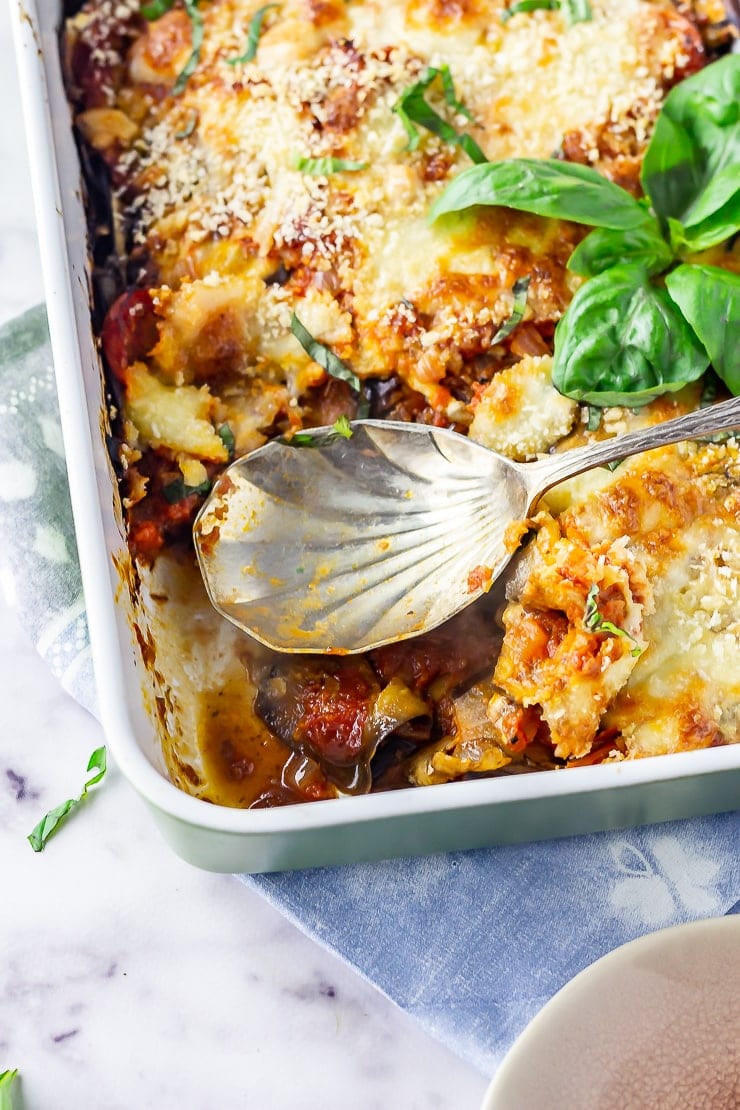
[{"xmin": 194, "ymin": 397, "xmax": 740, "ymax": 653}]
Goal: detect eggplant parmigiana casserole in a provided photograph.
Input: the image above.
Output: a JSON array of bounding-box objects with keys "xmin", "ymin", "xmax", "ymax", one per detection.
[{"xmin": 63, "ymin": 0, "xmax": 740, "ymax": 806}]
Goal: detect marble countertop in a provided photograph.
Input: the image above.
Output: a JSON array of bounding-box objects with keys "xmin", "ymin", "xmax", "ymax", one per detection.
[{"xmin": 0, "ymin": 6, "xmax": 489, "ymax": 1106}]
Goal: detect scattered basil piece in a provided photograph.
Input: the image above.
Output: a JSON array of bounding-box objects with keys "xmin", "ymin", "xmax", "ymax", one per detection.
[
  {"xmin": 173, "ymin": 0, "xmax": 204, "ymax": 95},
  {"xmin": 585, "ymin": 405, "xmax": 601, "ymax": 432},
  {"xmin": 430, "ymin": 159, "xmax": 647, "ymax": 229},
  {"xmin": 491, "ymin": 276, "xmax": 530, "ymax": 343},
  {"xmin": 217, "ymin": 423, "xmax": 236, "ymax": 458},
  {"xmin": 0, "ymin": 1070, "xmax": 21, "ymax": 1110},
  {"xmin": 641, "ymin": 55, "xmax": 740, "ymax": 251},
  {"xmin": 567, "ymin": 220, "xmax": 673, "ymax": 277},
  {"xmin": 665, "ymin": 264, "xmax": 740, "ymax": 394},
  {"xmin": 296, "ymin": 156, "xmax": 368, "ymax": 175},
  {"xmin": 290, "ymin": 314, "xmax": 369, "ymax": 417},
  {"xmin": 140, "ymin": 0, "xmax": 173, "ymax": 20},
  {"xmin": 162, "ymin": 476, "xmax": 212, "ymax": 503},
  {"xmin": 393, "ymin": 65, "xmax": 487, "ymax": 165},
  {"xmin": 560, "ymin": 0, "xmax": 591, "ymax": 22},
  {"xmin": 501, "ymin": 0, "xmax": 560, "ymax": 21},
  {"xmin": 584, "ymin": 584, "xmax": 644, "ymax": 657},
  {"xmin": 174, "ymin": 110, "xmax": 198, "ymax": 139},
  {"xmin": 552, "ymin": 264, "xmax": 708, "ymax": 407},
  {"xmin": 227, "ymin": 3, "xmax": 279, "ymax": 65},
  {"xmin": 288, "ymin": 415, "xmax": 354, "ymax": 448},
  {"xmin": 28, "ymin": 748, "xmax": 107, "ymax": 853},
  {"xmin": 501, "ymin": 0, "xmax": 590, "ymax": 23}
]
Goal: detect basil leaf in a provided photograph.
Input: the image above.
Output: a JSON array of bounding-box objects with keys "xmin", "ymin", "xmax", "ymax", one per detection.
[
  {"xmin": 393, "ymin": 65, "xmax": 487, "ymax": 165},
  {"xmin": 227, "ymin": 4, "xmax": 279, "ymax": 65},
  {"xmin": 491, "ymin": 276, "xmax": 530, "ymax": 342},
  {"xmin": 173, "ymin": 0, "xmax": 204, "ymax": 95},
  {"xmin": 567, "ymin": 220, "xmax": 673, "ymax": 277},
  {"xmin": 430, "ymin": 159, "xmax": 646, "ymax": 229},
  {"xmin": 28, "ymin": 747, "xmax": 107, "ymax": 853},
  {"xmin": 552, "ymin": 264, "xmax": 708, "ymax": 406},
  {"xmin": 501, "ymin": 1, "xmax": 560, "ymax": 22},
  {"xmin": 0, "ymin": 1070, "xmax": 21, "ymax": 1110},
  {"xmin": 141, "ymin": 0, "xmax": 173, "ymax": 19},
  {"xmin": 217, "ymin": 423, "xmax": 235, "ymax": 458},
  {"xmin": 290, "ymin": 314, "xmax": 369, "ymax": 417},
  {"xmin": 641, "ymin": 55, "xmax": 740, "ymax": 249},
  {"xmin": 162, "ymin": 477, "xmax": 211, "ymax": 503},
  {"xmin": 585, "ymin": 405, "xmax": 601, "ymax": 432},
  {"xmin": 174, "ymin": 109, "xmax": 198, "ymax": 139},
  {"xmin": 670, "ymin": 192, "xmax": 740, "ymax": 254},
  {"xmin": 288, "ymin": 415, "xmax": 354, "ymax": 448},
  {"xmin": 584, "ymin": 585, "xmax": 644, "ymax": 657},
  {"xmin": 296, "ymin": 157, "xmax": 368, "ymax": 175},
  {"xmin": 501, "ymin": 0, "xmax": 590, "ymax": 22},
  {"xmin": 561, "ymin": 0, "xmax": 591, "ymax": 23},
  {"xmin": 665, "ymin": 264, "xmax": 740, "ymax": 394}
]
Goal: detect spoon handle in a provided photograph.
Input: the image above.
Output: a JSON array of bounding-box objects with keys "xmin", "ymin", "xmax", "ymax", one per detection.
[{"xmin": 521, "ymin": 393, "xmax": 740, "ymax": 504}]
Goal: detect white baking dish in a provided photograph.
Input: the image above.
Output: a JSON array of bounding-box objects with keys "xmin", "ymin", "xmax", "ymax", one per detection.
[{"xmin": 10, "ymin": 0, "xmax": 740, "ymax": 873}]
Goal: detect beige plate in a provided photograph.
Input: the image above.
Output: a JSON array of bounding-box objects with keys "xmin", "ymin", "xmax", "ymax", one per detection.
[{"xmin": 482, "ymin": 915, "xmax": 740, "ymax": 1110}]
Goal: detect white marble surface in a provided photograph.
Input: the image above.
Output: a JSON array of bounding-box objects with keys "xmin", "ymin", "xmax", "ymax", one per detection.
[{"xmin": 0, "ymin": 4, "xmax": 490, "ymax": 1106}]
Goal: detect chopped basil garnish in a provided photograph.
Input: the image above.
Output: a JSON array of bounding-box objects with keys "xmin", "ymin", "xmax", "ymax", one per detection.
[
  {"xmin": 431, "ymin": 56, "xmax": 740, "ymax": 407},
  {"xmin": 583, "ymin": 585, "xmax": 644, "ymax": 657},
  {"xmin": 290, "ymin": 314, "xmax": 369, "ymax": 417},
  {"xmin": 288, "ymin": 415, "xmax": 355, "ymax": 448},
  {"xmin": 501, "ymin": 0, "xmax": 591, "ymax": 23},
  {"xmin": 296, "ymin": 156, "xmax": 368, "ymax": 175},
  {"xmin": 561, "ymin": 0, "xmax": 592, "ymax": 23},
  {"xmin": 174, "ymin": 110, "xmax": 198, "ymax": 139},
  {"xmin": 162, "ymin": 477, "xmax": 212, "ymax": 503},
  {"xmin": 173, "ymin": 0, "xmax": 204, "ymax": 96},
  {"xmin": 491, "ymin": 276, "xmax": 530, "ymax": 343},
  {"xmin": 217, "ymin": 423, "xmax": 236, "ymax": 458},
  {"xmin": 393, "ymin": 65, "xmax": 487, "ymax": 165},
  {"xmin": 140, "ymin": 0, "xmax": 173, "ymax": 20},
  {"xmin": 501, "ymin": 0, "xmax": 560, "ymax": 21},
  {"xmin": 28, "ymin": 747, "xmax": 107, "ymax": 853},
  {"xmin": 227, "ymin": 3, "xmax": 279, "ymax": 65},
  {"xmin": 585, "ymin": 405, "xmax": 601, "ymax": 432}
]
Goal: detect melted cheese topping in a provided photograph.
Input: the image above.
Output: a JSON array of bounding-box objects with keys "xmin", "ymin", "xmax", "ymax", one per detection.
[
  {"xmin": 491, "ymin": 442, "xmax": 740, "ymax": 760},
  {"xmin": 69, "ymin": 0, "xmax": 706, "ymax": 435}
]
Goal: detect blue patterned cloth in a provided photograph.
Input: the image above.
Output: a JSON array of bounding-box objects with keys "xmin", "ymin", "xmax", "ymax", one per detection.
[{"xmin": 2, "ymin": 307, "xmax": 738, "ymax": 1073}]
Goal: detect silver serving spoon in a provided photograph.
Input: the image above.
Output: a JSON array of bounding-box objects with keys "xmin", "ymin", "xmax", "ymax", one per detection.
[{"xmin": 194, "ymin": 395, "xmax": 740, "ymax": 654}]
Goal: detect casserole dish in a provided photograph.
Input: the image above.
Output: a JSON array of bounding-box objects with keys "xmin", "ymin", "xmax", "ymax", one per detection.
[{"xmin": 10, "ymin": 0, "xmax": 740, "ymax": 872}]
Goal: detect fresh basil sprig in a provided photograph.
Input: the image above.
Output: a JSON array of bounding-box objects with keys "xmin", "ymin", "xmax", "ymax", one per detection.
[
  {"xmin": 431, "ymin": 55, "xmax": 739, "ymax": 406},
  {"xmin": 28, "ymin": 747, "xmax": 107, "ymax": 852},
  {"xmin": 583, "ymin": 585, "xmax": 644, "ymax": 657},
  {"xmin": 296, "ymin": 156, "xmax": 368, "ymax": 175},
  {"xmin": 393, "ymin": 65, "xmax": 487, "ymax": 165},
  {"xmin": 641, "ymin": 55, "xmax": 740, "ymax": 252},
  {"xmin": 173, "ymin": 0, "xmax": 204, "ymax": 95},
  {"xmin": 665, "ymin": 265, "xmax": 740, "ymax": 394},
  {"xmin": 227, "ymin": 3, "xmax": 279, "ymax": 65},
  {"xmin": 502, "ymin": 0, "xmax": 591, "ymax": 24},
  {"xmin": 290, "ymin": 314, "xmax": 369, "ymax": 417},
  {"xmin": 429, "ymin": 158, "xmax": 647, "ymax": 229},
  {"xmin": 552, "ymin": 264, "xmax": 708, "ymax": 405},
  {"xmin": 491, "ymin": 276, "xmax": 530, "ymax": 343}
]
